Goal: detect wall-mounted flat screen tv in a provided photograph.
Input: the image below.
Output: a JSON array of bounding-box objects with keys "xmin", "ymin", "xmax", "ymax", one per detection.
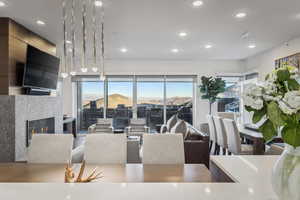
[{"xmin": 23, "ymin": 45, "xmax": 60, "ymax": 90}]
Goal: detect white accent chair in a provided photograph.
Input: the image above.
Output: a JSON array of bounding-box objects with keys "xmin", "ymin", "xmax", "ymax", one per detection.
[
  {"xmin": 125, "ymin": 118, "xmax": 150, "ymax": 133},
  {"xmin": 222, "ymin": 119, "xmax": 253, "ymax": 155},
  {"xmin": 84, "ymin": 134, "xmax": 127, "ymax": 164},
  {"xmin": 213, "ymin": 116, "xmax": 228, "ymax": 155},
  {"xmin": 88, "ymin": 118, "xmax": 114, "ymax": 134},
  {"xmin": 142, "ymin": 134, "xmax": 185, "ymax": 164},
  {"xmin": 27, "ymin": 134, "xmax": 73, "ymax": 164},
  {"xmin": 206, "ymin": 115, "xmax": 219, "ymax": 154}
]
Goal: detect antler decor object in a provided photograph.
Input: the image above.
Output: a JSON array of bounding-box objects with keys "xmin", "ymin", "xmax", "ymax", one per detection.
[{"xmin": 65, "ymin": 160, "xmax": 103, "ymax": 183}]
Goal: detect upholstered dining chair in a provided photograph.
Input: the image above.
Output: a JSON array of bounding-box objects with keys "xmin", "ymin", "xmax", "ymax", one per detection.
[
  {"xmin": 88, "ymin": 118, "xmax": 114, "ymax": 134},
  {"xmin": 84, "ymin": 134, "xmax": 127, "ymax": 164},
  {"xmin": 222, "ymin": 119, "xmax": 253, "ymax": 155},
  {"xmin": 125, "ymin": 118, "xmax": 150, "ymax": 133},
  {"xmin": 27, "ymin": 134, "xmax": 73, "ymax": 164},
  {"xmin": 217, "ymin": 112, "xmax": 236, "ymax": 120},
  {"xmin": 206, "ymin": 115, "xmax": 219, "ymax": 155},
  {"xmin": 142, "ymin": 134, "xmax": 185, "ymax": 164},
  {"xmin": 213, "ymin": 116, "xmax": 228, "ymax": 155}
]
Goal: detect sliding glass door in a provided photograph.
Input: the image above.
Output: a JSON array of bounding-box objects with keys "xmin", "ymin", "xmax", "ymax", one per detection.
[
  {"xmin": 107, "ymin": 77, "xmax": 133, "ymax": 129},
  {"xmin": 137, "ymin": 76, "xmax": 164, "ymax": 130},
  {"xmin": 166, "ymin": 77, "xmax": 194, "ymax": 125}
]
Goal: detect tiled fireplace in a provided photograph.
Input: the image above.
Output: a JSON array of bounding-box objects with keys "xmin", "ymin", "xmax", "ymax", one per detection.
[
  {"xmin": 0, "ymin": 95, "xmax": 63, "ymax": 162},
  {"xmin": 26, "ymin": 117, "xmax": 55, "ymax": 147}
]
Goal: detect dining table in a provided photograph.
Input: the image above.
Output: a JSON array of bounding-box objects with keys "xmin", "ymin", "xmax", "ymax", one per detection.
[
  {"xmin": 0, "ymin": 163, "xmax": 212, "ymax": 183},
  {"xmin": 0, "ymin": 156, "xmax": 279, "ymax": 200},
  {"xmin": 237, "ymin": 124, "xmax": 265, "ymax": 155}
]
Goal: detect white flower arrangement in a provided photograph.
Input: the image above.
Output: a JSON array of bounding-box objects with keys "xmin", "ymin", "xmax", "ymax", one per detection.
[{"xmin": 243, "ymin": 65, "xmax": 300, "ymax": 148}]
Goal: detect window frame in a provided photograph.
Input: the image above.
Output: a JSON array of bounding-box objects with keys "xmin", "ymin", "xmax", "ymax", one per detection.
[{"xmin": 75, "ymin": 75, "xmax": 196, "ymax": 131}]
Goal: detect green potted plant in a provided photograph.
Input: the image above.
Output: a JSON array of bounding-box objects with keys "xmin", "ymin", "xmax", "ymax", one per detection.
[
  {"xmin": 199, "ymin": 76, "xmax": 226, "ymax": 114},
  {"xmin": 243, "ymin": 64, "xmax": 300, "ymax": 200}
]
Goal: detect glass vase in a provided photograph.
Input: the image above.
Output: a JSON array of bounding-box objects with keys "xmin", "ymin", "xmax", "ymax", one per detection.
[{"xmin": 272, "ymin": 144, "xmax": 300, "ymax": 200}]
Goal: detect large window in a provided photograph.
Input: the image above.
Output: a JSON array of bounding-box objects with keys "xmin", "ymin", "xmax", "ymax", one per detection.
[
  {"xmin": 77, "ymin": 75, "xmax": 195, "ymax": 132},
  {"xmin": 107, "ymin": 77, "xmax": 133, "ymax": 129},
  {"xmin": 166, "ymin": 78, "xmax": 193, "ymax": 125},
  {"xmin": 79, "ymin": 81, "xmax": 104, "ymax": 130},
  {"xmin": 137, "ymin": 77, "xmax": 164, "ymax": 130},
  {"xmin": 217, "ymin": 76, "xmax": 242, "ymax": 112}
]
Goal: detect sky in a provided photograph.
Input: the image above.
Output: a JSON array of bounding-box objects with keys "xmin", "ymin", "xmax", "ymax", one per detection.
[{"xmin": 82, "ymin": 81, "xmax": 194, "ymax": 99}]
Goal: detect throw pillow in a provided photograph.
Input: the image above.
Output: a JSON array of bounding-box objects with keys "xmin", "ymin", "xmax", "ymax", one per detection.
[
  {"xmin": 166, "ymin": 114, "xmax": 178, "ymax": 132},
  {"xmin": 170, "ymin": 120, "xmax": 188, "ymax": 140}
]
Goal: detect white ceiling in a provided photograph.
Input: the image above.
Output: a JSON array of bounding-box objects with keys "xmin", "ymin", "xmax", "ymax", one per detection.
[{"xmin": 1, "ymin": 0, "xmax": 300, "ymax": 60}]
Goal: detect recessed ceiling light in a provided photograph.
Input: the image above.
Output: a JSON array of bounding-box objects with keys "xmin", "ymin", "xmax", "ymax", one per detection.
[
  {"xmin": 192, "ymin": 0, "xmax": 203, "ymax": 7},
  {"xmin": 0, "ymin": 1, "xmax": 6, "ymax": 7},
  {"xmin": 235, "ymin": 12, "xmax": 247, "ymax": 18},
  {"xmin": 94, "ymin": 0, "xmax": 103, "ymax": 7},
  {"xmin": 66, "ymin": 40, "xmax": 72, "ymax": 44},
  {"xmin": 36, "ymin": 20, "xmax": 46, "ymax": 26},
  {"xmin": 248, "ymin": 44, "xmax": 256, "ymax": 49},
  {"xmin": 204, "ymin": 44, "xmax": 213, "ymax": 49},
  {"xmin": 178, "ymin": 31, "xmax": 188, "ymax": 38},
  {"xmin": 171, "ymin": 48, "xmax": 179, "ymax": 53},
  {"xmin": 120, "ymin": 48, "xmax": 128, "ymax": 53}
]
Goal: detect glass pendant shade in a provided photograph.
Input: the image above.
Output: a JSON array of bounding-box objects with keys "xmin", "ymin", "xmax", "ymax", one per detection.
[
  {"xmin": 92, "ymin": 67, "xmax": 98, "ymax": 72},
  {"xmin": 61, "ymin": 72, "xmax": 69, "ymax": 78},
  {"xmin": 81, "ymin": 67, "xmax": 88, "ymax": 73},
  {"xmin": 70, "ymin": 71, "xmax": 77, "ymax": 76}
]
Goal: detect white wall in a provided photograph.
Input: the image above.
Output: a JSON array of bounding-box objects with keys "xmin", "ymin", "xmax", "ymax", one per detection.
[
  {"xmin": 62, "ymin": 59, "xmax": 245, "ymax": 129},
  {"xmin": 244, "ymin": 36, "xmax": 300, "ymax": 79},
  {"xmin": 103, "ymin": 59, "xmax": 245, "ymax": 75}
]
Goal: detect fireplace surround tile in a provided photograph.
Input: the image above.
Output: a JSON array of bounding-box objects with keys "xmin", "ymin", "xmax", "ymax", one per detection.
[{"xmin": 0, "ymin": 95, "xmax": 63, "ymax": 162}]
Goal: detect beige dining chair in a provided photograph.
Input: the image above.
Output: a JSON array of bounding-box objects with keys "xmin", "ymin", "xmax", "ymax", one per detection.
[
  {"xmin": 125, "ymin": 118, "xmax": 150, "ymax": 133},
  {"xmin": 142, "ymin": 134, "xmax": 185, "ymax": 164},
  {"xmin": 27, "ymin": 134, "xmax": 73, "ymax": 164},
  {"xmin": 88, "ymin": 118, "xmax": 114, "ymax": 134},
  {"xmin": 217, "ymin": 112, "xmax": 236, "ymax": 120},
  {"xmin": 206, "ymin": 115, "xmax": 219, "ymax": 154},
  {"xmin": 84, "ymin": 134, "xmax": 127, "ymax": 164},
  {"xmin": 222, "ymin": 119, "xmax": 253, "ymax": 155},
  {"xmin": 213, "ymin": 116, "xmax": 228, "ymax": 155}
]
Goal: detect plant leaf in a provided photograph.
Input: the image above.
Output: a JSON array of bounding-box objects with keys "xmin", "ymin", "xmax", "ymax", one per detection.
[
  {"xmin": 297, "ymin": 112, "xmax": 300, "ymax": 121},
  {"xmin": 259, "ymin": 119, "xmax": 277, "ymax": 141},
  {"xmin": 277, "ymin": 69, "xmax": 290, "ymax": 82},
  {"xmin": 282, "ymin": 124, "xmax": 300, "ymax": 148},
  {"xmin": 252, "ymin": 108, "xmax": 266, "ymax": 123},
  {"xmin": 287, "ymin": 79, "xmax": 300, "ymax": 90},
  {"xmin": 245, "ymin": 105, "xmax": 256, "ymax": 112},
  {"xmin": 267, "ymin": 101, "xmax": 285, "ymax": 129}
]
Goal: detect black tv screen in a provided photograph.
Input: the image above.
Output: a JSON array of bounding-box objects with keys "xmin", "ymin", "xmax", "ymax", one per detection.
[{"xmin": 23, "ymin": 45, "xmax": 60, "ymax": 90}]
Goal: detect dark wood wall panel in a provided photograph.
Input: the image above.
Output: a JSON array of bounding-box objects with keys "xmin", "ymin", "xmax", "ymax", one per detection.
[
  {"xmin": 0, "ymin": 20, "xmax": 9, "ymax": 94},
  {"xmin": 0, "ymin": 18, "xmax": 9, "ymax": 35},
  {"xmin": 0, "ymin": 76, "xmax": 9, "ymax": 94},
  {"xmin": 0, "ymin": 17, "xmax": 56, "ymax": 95}
]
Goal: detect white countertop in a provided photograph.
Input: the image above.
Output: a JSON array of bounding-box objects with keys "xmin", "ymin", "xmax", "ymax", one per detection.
[{"xmin": 0, "ymin": 156, "xmax": 279, "ymax": 200}]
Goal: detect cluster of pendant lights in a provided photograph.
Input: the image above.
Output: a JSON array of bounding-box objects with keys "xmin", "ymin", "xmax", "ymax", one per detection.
[{"xmin": 61, "ymin": 0, "xmax": 106, "ymax": 80}]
